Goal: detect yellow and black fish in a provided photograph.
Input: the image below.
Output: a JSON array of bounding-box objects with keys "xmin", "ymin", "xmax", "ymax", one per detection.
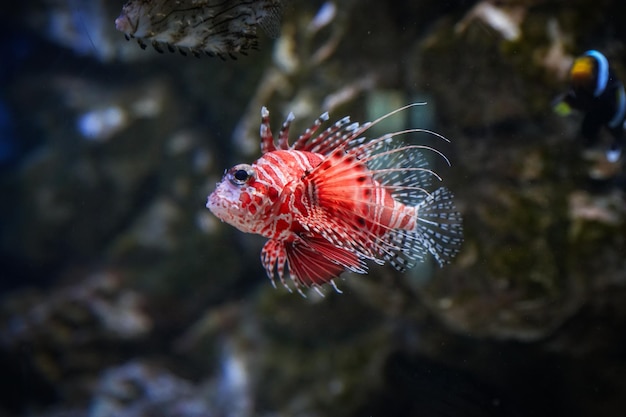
[
  {"xmin": 554, "ymin": 50, "xmax": 625, "ymax": 163},
  {"xmin": 115, "ymin": 0, "xmax": 283, "ymax": 59}
]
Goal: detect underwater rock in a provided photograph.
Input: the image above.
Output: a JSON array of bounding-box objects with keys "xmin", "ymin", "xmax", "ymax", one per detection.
[
  {"xmin": 415, "ymin": 24, "xmax": 531, "ymax": 128},
  {"xmin": 90, "ymin": 361, "xmax": 199, "ymax": 417},
  {"xmin": 4, "ymin": 65, "xmax": 187, "ymax": 281},
  {"xmin": 391, "ymin": 0, "xmax": 626, "ymax": 344},
  {"xmin": 232, "ymin": 0, "xmax": 378, "ymax": 157},
  {"xmin": 456, "ymin": 1, "xmax": 526, "ymax": 42},
  {"xmin": 569, "ymin": 189, "xmax": 626, "ymax": 226},
  {"xmin": 0, "ymin": 272, "xmax": 151, "ymax": 410}
]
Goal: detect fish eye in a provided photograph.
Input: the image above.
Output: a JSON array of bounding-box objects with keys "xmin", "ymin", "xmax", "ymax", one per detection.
[
  {"xmin": 228, "ymin": 164, "xmax": 254, "ymax": 186},
  {"xmin": 234, "ymin": 169, "xmax": 249, "ymax": 181}
]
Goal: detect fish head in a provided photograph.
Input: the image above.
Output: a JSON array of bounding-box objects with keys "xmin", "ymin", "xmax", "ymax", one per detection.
[{"xmin": 207, "ymin": 163, "xmax": 269, "ymax": 234}]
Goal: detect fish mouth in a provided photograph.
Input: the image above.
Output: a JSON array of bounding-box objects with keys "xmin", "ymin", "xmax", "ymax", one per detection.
[
  {"xmin": 206, "ymin": 191, "xmax": 236, "ymax": 221},
  {"xmin": 206, "ymin": 192, "xmax": 219, "ymax": 212}
]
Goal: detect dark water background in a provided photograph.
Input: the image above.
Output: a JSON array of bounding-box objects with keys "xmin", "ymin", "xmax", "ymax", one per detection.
[{"xmin": 1, "ymin": 0, "xmax": 625, "ymax": 416}]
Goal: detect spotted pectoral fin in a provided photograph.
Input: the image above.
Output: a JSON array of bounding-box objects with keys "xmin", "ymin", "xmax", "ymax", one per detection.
[
  {"xmin": 299, "ymin": 152, "xmax": 389, "ymax": 261},
  {"xmin": 261, "ymin": 239, "xmax": 288, "ymax": 289},
  {"xmin": 261, "ymin": 236, "xmax": 364, "ymax": 294},
  {"xmin": 414, "ymin": 187, "xmax": 463, "ymax": 266}
]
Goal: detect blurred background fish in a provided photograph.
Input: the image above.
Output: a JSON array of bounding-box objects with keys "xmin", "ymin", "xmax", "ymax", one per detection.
[
  {"xmin": 553, "ymin": 50, "xmax": 626, "ymax": 164},
  {"xmin": 115, "ymin": 0, "xmax": 284, "ymax": 59}
]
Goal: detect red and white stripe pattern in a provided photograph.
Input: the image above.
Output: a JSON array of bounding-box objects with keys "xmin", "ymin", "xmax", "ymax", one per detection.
[{"xmin": 207, "ymin": 104, "xmax": 463, "ymax": 295}]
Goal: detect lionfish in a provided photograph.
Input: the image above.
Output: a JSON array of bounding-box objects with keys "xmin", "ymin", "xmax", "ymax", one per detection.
[
  {"xmin": 207, "ymin": 104, "xmax": 463, "ymax": 295},
  {"xmin": 114, "ymin": 0, "xmax": 283, "ymax": 59}
]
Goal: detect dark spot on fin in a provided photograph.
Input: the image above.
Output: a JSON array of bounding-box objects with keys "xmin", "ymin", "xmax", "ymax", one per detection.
[{"xmin": 152, "ymin": 42, "xmax": 164, "ymax": 53}]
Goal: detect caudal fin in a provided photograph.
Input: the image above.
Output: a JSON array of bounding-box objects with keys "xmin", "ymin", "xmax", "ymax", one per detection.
[{"xmin": 416, "ymin": 187, "xmax": 463, "ymax": 266}]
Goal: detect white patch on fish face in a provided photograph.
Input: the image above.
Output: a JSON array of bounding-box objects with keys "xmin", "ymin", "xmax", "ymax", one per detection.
[{"xmin": 206, "ymin": 164, "xmax": 268, "ymax": 234}]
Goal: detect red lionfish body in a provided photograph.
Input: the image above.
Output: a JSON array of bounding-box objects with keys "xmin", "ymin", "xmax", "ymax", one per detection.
[
  {"xmin": 207, "ymin": 104, "xmax": 463, "ymax": 294},
  {"xmin": 115, "ymin": 0, "xmax": 283, "ymax": 59}
]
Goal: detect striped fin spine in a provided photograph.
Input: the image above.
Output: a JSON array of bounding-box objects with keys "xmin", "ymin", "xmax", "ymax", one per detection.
[
  {"xmin": 259, "ymin": 106, "xmax": 365, "ymax": 156},
  {"xmin": 299, "ymin": 104, "xmax": 463, "ymax": 269},
  {"xmin": 261, "ymin": 236, "xmax": 363, "ymax": 295},
  {"xmin": 414, "ymin": 188, "xmax": 463, "ymax": 266}
]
